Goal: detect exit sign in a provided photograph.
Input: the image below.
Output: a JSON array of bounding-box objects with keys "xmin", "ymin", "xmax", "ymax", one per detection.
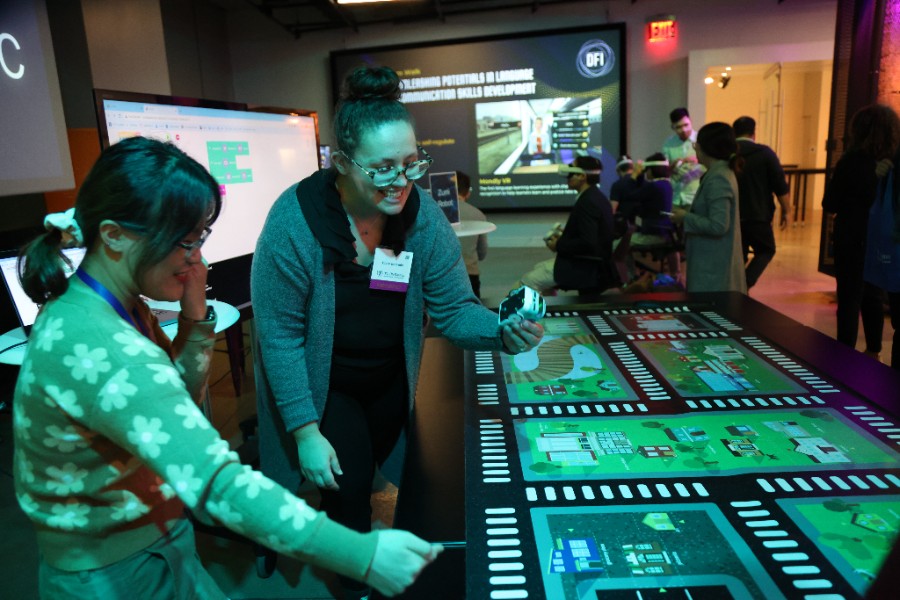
[{"xmin": 647, "ymin": 18, "xmax": 677, "ymax": 43}]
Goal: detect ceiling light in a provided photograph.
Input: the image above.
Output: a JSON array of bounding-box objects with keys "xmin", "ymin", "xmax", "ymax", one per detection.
[{"xmin": 704, "ymin": 76, "xmax": 714, "ymax": 85}]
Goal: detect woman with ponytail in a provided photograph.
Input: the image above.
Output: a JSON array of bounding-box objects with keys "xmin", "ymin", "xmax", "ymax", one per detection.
[
  {"xmin": 14, "ymin": 136, "xmax": 436, "ymax": 599},
  {"xmin": 672, "ymin": 121, "xmax": 747, "ymax": 293},
  {"xmin": 252, "ymin": 66, "xmax": 544, "ymax": 599}
]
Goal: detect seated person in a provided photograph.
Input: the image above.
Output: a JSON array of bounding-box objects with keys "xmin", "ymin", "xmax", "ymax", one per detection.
[
  {"xmin": 517, "ymin": 156, "xmax": 618, "ymax": 294},
  {"xmin": 619, "ymin": 152, "xmax": 675, "ymax": 246},
  {"xmin": 609, "ymin": 155, "xmax": 639, "ymax": 213}
]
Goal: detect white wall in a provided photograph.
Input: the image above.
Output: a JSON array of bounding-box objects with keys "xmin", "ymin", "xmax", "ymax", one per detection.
[{"xmin": 81, "ymin": 0, "xmax": 170, "ymax": 93}]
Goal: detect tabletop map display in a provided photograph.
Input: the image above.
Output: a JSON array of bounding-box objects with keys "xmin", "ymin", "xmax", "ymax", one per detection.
[{"xmin": 463, "ymin": 304, "xmax": 900, "ymax": 600}]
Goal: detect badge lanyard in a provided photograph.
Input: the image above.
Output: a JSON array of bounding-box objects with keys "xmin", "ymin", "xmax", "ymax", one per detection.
[{"xmin": 75, "ymin": 269, "xmax": 149, "ymax": 337}]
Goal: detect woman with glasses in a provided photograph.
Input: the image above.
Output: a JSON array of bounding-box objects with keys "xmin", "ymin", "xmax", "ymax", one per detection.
[
  {"xmin": 13, "ymin": 136, "xmax": 438, "ymax": 599},
  {"xmin": 252, "ymin": 66, "xmax": 543, "ymax": 600}
]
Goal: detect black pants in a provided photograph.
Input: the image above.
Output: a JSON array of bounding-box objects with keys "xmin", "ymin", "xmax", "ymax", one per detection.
[
  {"xmin": 741, "ymin": 220, "xmax": 776, "ymax": 288},
  {"xmin": 469, "ymin": 274, "xmax": 482, "ymax": 299},
  {"xmin": 318, "ymin": 361, "xmax": 408, "ymax": 534},
  {"xmin": 835, "ymin": 248, "xmax": 885, "ymax": 354}
]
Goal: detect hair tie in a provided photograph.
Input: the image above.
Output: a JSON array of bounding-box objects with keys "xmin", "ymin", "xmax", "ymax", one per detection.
[{"xmin": 43, "ymin": 208, "xmax": 84, "ymax": 248}]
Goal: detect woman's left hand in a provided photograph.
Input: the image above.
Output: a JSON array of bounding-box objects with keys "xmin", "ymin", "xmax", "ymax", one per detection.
[
  {"xmin": 180, "ymin": 252, "xmax": 209, "ymax": 321},
  {"xmin": 671, "ymin": 207, "xmax": 688, "ymax": 225},
  {"xmin": 501, "ymin": 316, "xmax": 544, "ymax": 354}
]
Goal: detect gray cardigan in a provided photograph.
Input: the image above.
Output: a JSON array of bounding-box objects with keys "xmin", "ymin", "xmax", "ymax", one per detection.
[
  {"xmin": 251, "ymin": 176, "xmax": 505, "ymax": 491},
  {"xmin": 683, "ymin": 160, "xmax": 748, "ymax": 294}
]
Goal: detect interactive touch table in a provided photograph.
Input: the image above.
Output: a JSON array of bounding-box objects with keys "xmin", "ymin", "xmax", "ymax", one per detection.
[{"xmin": 387, "ymin": 292, "xmax": 900, "ymax": 600}]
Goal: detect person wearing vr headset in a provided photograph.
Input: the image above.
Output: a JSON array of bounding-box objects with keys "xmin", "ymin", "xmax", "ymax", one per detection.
[{"xmin": 517, "ymin": 155, "xmax": 618, "ymax": 294}]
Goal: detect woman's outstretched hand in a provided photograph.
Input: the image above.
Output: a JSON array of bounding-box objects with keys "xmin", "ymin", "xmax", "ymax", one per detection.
[{"xmin": 365, "ymin": 530, "xmax": 443, "ymax": 597}]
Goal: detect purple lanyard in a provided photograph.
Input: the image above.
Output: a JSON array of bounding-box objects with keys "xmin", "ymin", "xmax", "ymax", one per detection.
[{"xmin": 75, "ymin": 269, "xmax": 149, "ymax": 337}]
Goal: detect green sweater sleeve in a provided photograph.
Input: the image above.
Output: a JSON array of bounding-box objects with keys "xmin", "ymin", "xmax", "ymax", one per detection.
[{"xmin": 20, "ymin": 292, "xmax": 377, "ymax": 581}]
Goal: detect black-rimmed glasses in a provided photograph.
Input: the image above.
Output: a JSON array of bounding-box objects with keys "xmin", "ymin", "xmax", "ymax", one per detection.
[
  {"xmin": 176, "ymin": 227, "xmax": 211, "ymax": 258},
  {"xmin": 343, "ymin": 145, "xmax": 434, "ymax": 188}
]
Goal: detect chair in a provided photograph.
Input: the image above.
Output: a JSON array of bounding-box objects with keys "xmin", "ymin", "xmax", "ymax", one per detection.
[{"xmin": 629, "ymin": 225, "xmax": 684, "ymax": 278}]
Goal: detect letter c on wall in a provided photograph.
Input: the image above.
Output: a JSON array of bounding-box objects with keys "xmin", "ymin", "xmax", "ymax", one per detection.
[{"xmin": 0, "ymin": 33, "xmax": 25, "ymax": 80}]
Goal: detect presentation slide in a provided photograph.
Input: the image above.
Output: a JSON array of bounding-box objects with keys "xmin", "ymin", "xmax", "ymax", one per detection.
[{"xmin": 331, "ymin": 25, "xmax": 624, "ymax": 210}]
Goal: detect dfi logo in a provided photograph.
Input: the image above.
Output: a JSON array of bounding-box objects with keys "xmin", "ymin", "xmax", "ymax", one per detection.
[
  {"xmin": 576, "ymin": 40, "xmax": 614, "ymax": 79},
  {"xmin": 0, "ymin": 32, "xmax": 25, "ymax": 79}
]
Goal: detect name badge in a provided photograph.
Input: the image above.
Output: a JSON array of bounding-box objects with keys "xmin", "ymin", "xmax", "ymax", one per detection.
[{"xmin": 370, "ymin": 247, "xmax": 413, "ymax": 292}]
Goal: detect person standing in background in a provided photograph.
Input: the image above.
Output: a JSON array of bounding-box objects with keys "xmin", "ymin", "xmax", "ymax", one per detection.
[
  {"xmin": 732, "ymin": 116, "xmax": 792, "ymax": 289},
  {"xmin": 455, "ymin": 171, "xmax": 489, "ymax": 299},
  {"xmin": 672, "ymin": 122, "xmax": 747, "ymax": 293},
  {"xmin": 662, "ymin": 108, "xmax": 705, "ymax": 208},
  {"xmin": 823, "ymin": 104, "xmax": 900, "ymax": 363}
]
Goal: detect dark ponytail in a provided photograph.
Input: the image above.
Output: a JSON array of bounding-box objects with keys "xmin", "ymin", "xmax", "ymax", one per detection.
[{"xmin": 18, "ymin": 228, "xmax": 70, "ymax": 304}]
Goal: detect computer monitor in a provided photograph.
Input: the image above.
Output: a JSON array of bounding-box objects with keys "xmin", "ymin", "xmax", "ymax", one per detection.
[{"xmin": 93, "ymin": 90, "xmax": 320, "ymax": 308}]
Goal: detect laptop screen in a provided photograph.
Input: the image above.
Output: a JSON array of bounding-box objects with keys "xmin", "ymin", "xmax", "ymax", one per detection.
[{"xmin": 0, "ymin": 247, "xmax": 86, "ymax": 330}]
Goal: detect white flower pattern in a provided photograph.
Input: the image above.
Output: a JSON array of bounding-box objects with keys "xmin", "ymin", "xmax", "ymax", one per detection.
[
  {"xmin": 205, "ymin": 438, "xmax": 238, "ymax": 466},
  {"xmin": 62, "ymin": 344, "xmax": 111, "ymax": 384},
  {"xmin": 13, "ymin": 404, "xmax": 32, "ymax": 441},
  {"xmin": 46, "ymin": 463, "xmax": 89, "ymax": 495},
  {"xmin": 46, "ymin": 501, "xmax": 91, "ymax": 530},
  {"xmin": 99, "ymin": 369, "xmax": 138, "ymax": 412},
  {"xmin": 109, "ymin": 491, "xmax": 150, "ymax": 521},
  {"xmin": 126, "ymin": 416, "xmax": 171, "ymax": 459},
  {"xmin": 147, "ymin": 364, "xmax": 182, "ymax": 387},
  {"xmin": 207, "ymin": 499, "xmax": 244, "ymax": 530},
  {"xmin": 15, "ymin": 449, "xmax": 35, "ymax": 483},
  {"xmin": 46, "ymin": 386, "xmax": 83, "ymax": 418},
  {"xmin": 114, "ymin": 329, "xmax": 162, "ymax": 358},
  {"xmin": 278, "ymin": 492, "xmax": 317, "ymax": 531},
  {"xmin": 234, "ymin": 466, "xmax": 275, "ymax": 499},
  {"xmin": 174, "ymin": 399, "xmax": 210, "ymax": 430},
  {"xmin": 195, "ymin": 351, "xmax": 211, "ymax": 373},
  {"xmin": 165, "ymin": 464, "xmax": 203, "ymax": 506},
  {"xmin": 43, "ymin": 424, "xmax": 91, "ymax": 453},
  {"xmin": 17, "ymin": 492, "xmax": 39, "ymax": 515},
  {"xmin": 34, "ymin": 316, "xmax": 64, "ymax": 351},
  {"xmin": 17, "ymin": 360, "xmax": 36, "ymax": 395}
]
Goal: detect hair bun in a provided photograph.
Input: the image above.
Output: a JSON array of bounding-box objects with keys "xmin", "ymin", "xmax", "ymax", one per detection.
[{"xmin": 343, "ymin": 66, "xmax": 403, "ymax": 102}]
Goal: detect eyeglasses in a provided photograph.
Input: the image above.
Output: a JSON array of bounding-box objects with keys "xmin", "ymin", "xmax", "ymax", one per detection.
[
  {"xmin": 176, "ymin": 227, "xmax": 211, "ymax": 258},
  {"xmin": 343, "ymin": 145, "xmax": 434, "ymax": 188}
]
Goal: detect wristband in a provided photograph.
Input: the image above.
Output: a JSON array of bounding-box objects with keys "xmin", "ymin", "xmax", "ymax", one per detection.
[{"xmin": 182, "ymin": 305, "xmax": 215, "ymax": 323}]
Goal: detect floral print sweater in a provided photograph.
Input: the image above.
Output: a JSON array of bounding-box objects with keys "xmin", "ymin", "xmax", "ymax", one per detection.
[{"xmin": 13, "ymin": 277, "xmax": 376, "ymax": 578}]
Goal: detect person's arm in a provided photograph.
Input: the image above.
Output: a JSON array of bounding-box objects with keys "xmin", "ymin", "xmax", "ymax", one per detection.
[
  {"xmin": 78, "ymin": 345, "xmax": 437, "ymax": 594},
  {"xmin": 682, "ymin": 175, "xmax": 734, "ymax": 237},
  {"xmin": 555, "ymin": 197, "xmax": 603, "ymax": 257},
  {"xmin": 776, "ymin": 193, "xmax": 792, "ymax": 229},
  {"xmin": 250, "ymin": 198, "xmax": 318, "ymax": 432}
]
